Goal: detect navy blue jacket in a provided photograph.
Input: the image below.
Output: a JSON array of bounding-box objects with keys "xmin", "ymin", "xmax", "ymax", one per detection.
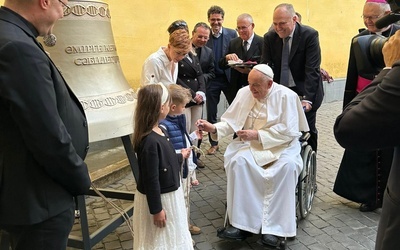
[{"xmin": 160, "ymin": 114, "xmax": 197, "ymax": 178}]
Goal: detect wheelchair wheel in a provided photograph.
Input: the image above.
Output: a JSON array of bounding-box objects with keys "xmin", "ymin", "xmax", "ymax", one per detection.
[{"xmin": 298, "ymin": 145, "xmax": 316, "ymax": 219}]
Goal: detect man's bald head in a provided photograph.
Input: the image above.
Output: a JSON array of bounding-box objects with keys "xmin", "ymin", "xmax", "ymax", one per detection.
[{"xmin": 4, "ymin": 0, "xmax": 65, "ymax": 36}]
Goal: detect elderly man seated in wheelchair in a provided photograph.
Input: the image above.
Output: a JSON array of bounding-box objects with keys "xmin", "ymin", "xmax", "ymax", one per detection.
[{"xmin": 196, "ymin": 64, "xmax": 309, "ymax": 248}]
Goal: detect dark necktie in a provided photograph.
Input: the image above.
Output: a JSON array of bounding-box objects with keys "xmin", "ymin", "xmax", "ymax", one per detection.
[
  {"xmin": 280, "ymin": 36, "xmax": 290, "ymax": 86},
  {"xmin": 196, "ymin": 47, "xmax": 201, "ymax": 59},
  {"xmin": 243, "ymin": 40, "xmax": 248, "ymax": 59}
]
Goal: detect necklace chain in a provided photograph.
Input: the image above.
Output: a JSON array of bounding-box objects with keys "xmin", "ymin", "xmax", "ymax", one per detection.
[{"xmin": 250, "ymin": 101, "xmax": 267, "ymax": 129}]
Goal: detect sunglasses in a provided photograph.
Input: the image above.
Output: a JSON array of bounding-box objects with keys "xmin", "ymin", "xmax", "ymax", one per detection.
[{"xmin": 168, "ymin": 20, "xmax": 188, "ymax": 34}]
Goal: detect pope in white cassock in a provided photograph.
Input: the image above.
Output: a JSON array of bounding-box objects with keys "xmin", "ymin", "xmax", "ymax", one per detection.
[{"xmin": 196, "ymin": 64, "xmax": 309, "ymax": 248}]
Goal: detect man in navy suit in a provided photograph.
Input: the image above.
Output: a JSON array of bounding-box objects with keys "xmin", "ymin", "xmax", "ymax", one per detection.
[
  {"xmin": 220, "ymin": 13, "xmax": 263, "ymax": 100},
  {"xmin": 0, "ymin": 0, "xmax": 91, "ymax": 249},
  {"xmin": 261, "ymin": 3, "xmax": 323, "ymax": 152},
  {"xmin": 205, "ymin": 5, "xmax": 237, "ymax": 155}
]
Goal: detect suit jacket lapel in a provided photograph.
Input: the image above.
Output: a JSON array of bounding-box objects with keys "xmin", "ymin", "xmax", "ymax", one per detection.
[
  {"xmin": 198, "ymin": 47, "xmax": 205, "ymax": 64},
  {"xmin": 274, "ymin": 35, "xmax": 283, "ymax": 63},
  {"xmin": 222, "ymin": 28, "xmax": 231, "ymax": 53},
  {"xmin": 181, "ymin": 53, "xmax": 197, "ymax": 73},
  {"xmin": 246, "ymin": 37, "xmax": 259, "ymax": 60},
  {"xmin": 289, "ymin": 23, "xmax": 301, "ymax": 62},
  {"xmin": 236, "ymin": 39, "xmax": 245, "ymax": 60}
]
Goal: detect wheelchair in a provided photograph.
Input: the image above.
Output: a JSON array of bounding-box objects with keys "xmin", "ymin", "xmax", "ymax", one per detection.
[
  {"xmin": 297, "ymin": 132, "xmax": 317, "ymax": 220},
  {"xmin": 217, "ymin": 132, "xmax": 317, "ymax": 250}
]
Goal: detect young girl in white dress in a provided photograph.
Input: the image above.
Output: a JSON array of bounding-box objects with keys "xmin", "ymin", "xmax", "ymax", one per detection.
[{"xmin": 132, "ymin": 83, "xmax": 193, "ymax": 249}]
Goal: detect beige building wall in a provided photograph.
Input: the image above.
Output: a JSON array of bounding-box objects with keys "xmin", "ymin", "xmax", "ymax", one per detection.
[{"xmin": 1, "ymin": 0, "xmax": 367, "ymax": 89}]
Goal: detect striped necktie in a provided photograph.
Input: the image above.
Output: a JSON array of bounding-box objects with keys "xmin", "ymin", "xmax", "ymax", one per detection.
[{"xmin": 280, "ymin": 36, "xmax": 290, "ymax": 86}]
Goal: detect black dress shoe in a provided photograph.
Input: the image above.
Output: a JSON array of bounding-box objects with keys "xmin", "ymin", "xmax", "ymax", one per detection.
[
  {"xmin": 261, "ymin": 234, "xmax": 284, "ymax": 248},
  {"xmin": 217, "ymin": 226, "xmax": 252, "ymax": 240},
  {"xmin": 359, "ymin": 203, "xmax": 378, "ymax": 212}
]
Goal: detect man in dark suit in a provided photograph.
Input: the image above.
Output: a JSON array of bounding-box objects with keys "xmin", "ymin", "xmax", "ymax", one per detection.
[
  {"xmin": 343, "ymin": 0, "xmax": 397, "ymax": 107},
  {"xmin": 261, "ymin": 3, "xmax": 323, "ymax": 152},
  {"xmin": 205, "ymin": 5, "xmax": 237, "ymax": 155},
  {"xmin": 334, "ymin": 0, "xmax": 400, "ymax": 213},
  {"xmin": 191, "ymin": 22, "xmax": 215, "ymax": 168},
  {"xmin": 192, "ymin": 22, "xmax": 215, "ymax": 87},
  {"xmin": 334, "ymin": 29, "xmax": 400, "ymax": 250},
  {"xmin": 0, "ymin": 1, "xmax": 91, "ymax": 249},
  {"xmin": 220, "ymin": 13, "xmax": 263, "ymax": 100}
]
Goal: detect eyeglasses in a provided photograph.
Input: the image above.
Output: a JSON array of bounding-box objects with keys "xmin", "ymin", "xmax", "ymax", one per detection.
[
  {"xmin": 58, "ymin": 0, "xmax": 68, "ymax": 8},
  {"xmin": 58, "ymin": 0, "xmax": 69, "ymax": 13},
  {"xmin": 361, "ymin": 14, "xmax": 383, "ymax": 21},
  {"xmin": 236, "ymin": 24, "xmax": 252, "ymax": 31}
]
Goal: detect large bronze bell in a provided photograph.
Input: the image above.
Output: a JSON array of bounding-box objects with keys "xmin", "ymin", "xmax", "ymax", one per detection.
[{"xmin": 43, "ymin": 0, "xmax": 136, "ymax": 142}]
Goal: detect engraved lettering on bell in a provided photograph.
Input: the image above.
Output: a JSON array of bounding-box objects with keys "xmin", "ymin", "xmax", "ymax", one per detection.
[
  {"xmin": 125, "ymin": 92, "xmax": 135, "ymax": 102},
  {"xmin": 86, "ymin": 5, "xmax": 98, "ymax": 16},
  {"xmin": 89, "ymin": 99, "xmax": 104, "ymax": 109},
  {"xmin": 61, "ymin": 1, "xmax": 111, "ymax": 19},
  {"xmin": 63, "ymin": 7, "xmax": 72, "ymax": 17},
  {"xmin": 43, "ymin": 0, "xmax": 136, "ymax": 142},
  {"xmin": 115, "ymin": 95, "xmax": 126, "ymax": 104},
  {"xmin": 98, "ymin": 7, "xmax": 107, "ymax": 17},
  {"xmin": 80, "ymin": 101, "xmax": 89, "ymax": 110},
  {"xmin": 74, "ymin": 56, "xmax": 119, "ymax": 66},
  {"xmin": 71, "ymin": 4, "xmax": 86, "ymax": 16},
  {"xmin": 65, "ymin": 44, "xmax": 117, "ymax": 54},
  {"xmin": 78, "ymin": 90, "xmax": 136, "ymax": 111},
  {"xmin": 104, "ymin": 97, "xmax": 117, "ymax": 107}
]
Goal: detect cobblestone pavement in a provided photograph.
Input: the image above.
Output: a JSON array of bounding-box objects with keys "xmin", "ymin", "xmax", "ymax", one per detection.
[{"xmin": 68, "ymin": 101, "xmax": 380, "ymax": 250}]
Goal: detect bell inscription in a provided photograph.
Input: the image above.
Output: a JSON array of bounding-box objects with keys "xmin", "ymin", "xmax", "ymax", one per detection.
[{"xmin": 43, "ymin": 0, "xmax": 136, "ymax": 142}]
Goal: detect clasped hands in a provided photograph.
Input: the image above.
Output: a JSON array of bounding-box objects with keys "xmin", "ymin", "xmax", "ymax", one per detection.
[
  {"xmin": 196, "ymin": 119, "xmax": 258, "ymax": 141},
  {"xmin": 193, "ymin": 94, "xmax": 203, "ymax": 105}
]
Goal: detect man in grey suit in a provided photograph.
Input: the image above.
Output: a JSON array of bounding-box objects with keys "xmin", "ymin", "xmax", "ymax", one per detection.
[
  {"xmin": 220, "ymin": 13, "xmax": 263, "ymax": 100},
  {"xmin": 334, "ymin": 30, "xmax": 400, "ymax": 250},
  {"xmin": 205, "ymin": 5, "xmax": 237, "ymax": 155},
  {"xmin": 0, "ymin": 0, "xmax": 91, "ymax": 249}
]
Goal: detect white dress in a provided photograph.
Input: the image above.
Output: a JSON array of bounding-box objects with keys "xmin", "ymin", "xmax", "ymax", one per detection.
[
  {"xmin": 133, "ymin": 186, "xmax": 193, "ymax": 250},
  {"xmin": 212, "ymin": 83, "xmax": 309, "ymax": 237}
]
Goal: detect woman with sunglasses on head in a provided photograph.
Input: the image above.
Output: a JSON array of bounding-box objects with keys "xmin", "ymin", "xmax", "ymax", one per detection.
[{"xmin": 141, "ymin": 20, "xmax": 192, "ymax": 86}]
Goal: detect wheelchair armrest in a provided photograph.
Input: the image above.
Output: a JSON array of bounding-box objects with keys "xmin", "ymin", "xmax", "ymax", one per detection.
[{"xmin": 299, "ymin": 132, "xmax": 310, "ymax": 143}]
